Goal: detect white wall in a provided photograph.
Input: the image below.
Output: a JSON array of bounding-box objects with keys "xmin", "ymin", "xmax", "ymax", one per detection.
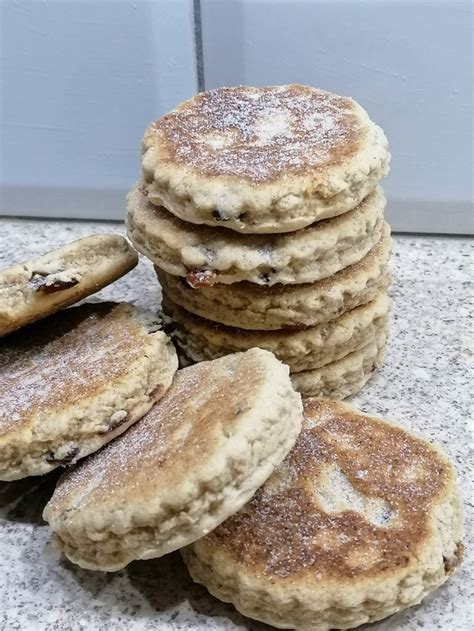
[
  {"xmin": 201, "ymin": 0, "xmax": 474, "ymax": 234},
  {"xmin": 0, "ymin": 0, "xmax": 198, "ymax": 220},
  {"xmin": 1, "ymin": 0, "xmax": 472, "ymax": 233}
]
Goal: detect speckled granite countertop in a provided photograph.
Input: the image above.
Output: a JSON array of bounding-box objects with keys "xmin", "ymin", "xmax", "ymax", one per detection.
[{"xmin": 0, "ymin": 218, "xmax": 472, "ymax": 631}]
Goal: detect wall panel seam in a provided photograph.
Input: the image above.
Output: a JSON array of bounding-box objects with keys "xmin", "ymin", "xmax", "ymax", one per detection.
[{"xmin": 193, "ymin": 0, "xmax": 205, "ymax": 91}]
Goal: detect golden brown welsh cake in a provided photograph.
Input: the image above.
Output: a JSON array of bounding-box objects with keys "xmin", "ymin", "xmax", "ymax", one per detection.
[
  {"xmin": 0, "ymin": 234, "xmax": 138, "ymax": 336},
  {"xmin": 0, "ymin": 302, "xmax": 178, "ymax": 480},
  {"xmin": 43, "ymin": 349, "xmax": 303, "ymax": 571},
  {"xmin": 155, "ymin": 222, "xmax": 391, "ymax": 330},
  {"xmin": 173, "ymin": 330, "xmax": 389, "ymax": 401},
  {"xmin": 183, "ymin": 399, "xmax": 464, "ymax": 630},
  {"xmin": 161, "ymin": 291, "xmax": 390, "ymax": 373},
  {"xmin": 127, "ymin": 184, "xmax": 386, "ymax": 286},
  {"xmin": 289, "ymin": 330, "xmax": 388, "ymax": 399},
  {"xmin": 141, "ymin": 85, "xmax": 389, "ymax": 234}
]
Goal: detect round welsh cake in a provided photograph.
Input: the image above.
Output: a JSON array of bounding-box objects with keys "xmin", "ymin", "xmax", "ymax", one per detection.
[
  {"xmin": 43, "ymin": 349, "xmax": 303, "ymax": 571},
  {"xmin": 0, "ymin": 302, "xmax": 177, "ymax": 480},
  {"xmin": 0, "ymin": 234, "xmax": 138, "ymax": 337},
  {"xmin": 162, "ymin": 291, "xmax": 390, "ymax": 373},
  {"xmin": 290, "ymin": 330, "xmax": 388, "ymax": 399},
  {"xmin": 155, "ymin": 222, "xmax": 391, "ymax": 330},
  {"xmin": 127, "ymin": 184, "xmax": 385, "ymax": 287},
  {"xmin": 141, "ymin": 85, "xmax": 389, "ymax": 233},
  {"xmin": 183, "ymin": 399, "xmax": 464, "ymax": 630}
]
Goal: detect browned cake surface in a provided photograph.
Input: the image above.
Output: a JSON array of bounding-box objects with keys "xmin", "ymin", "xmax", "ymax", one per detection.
[
  {"xmin": 141, "ymin": 84, "xmax": 389, "ymax": 235},
  {"xmin": 47, "ymin": 350, "xmax": 275, "ymax": 511},
  {"xmin": 203, "ymin": 399, "xmax": 459, "ymax": 582},
  {"xmin": 144, "ymin": 85, "xmax": 362, "ymax": 182},
  {"xmin": 0, "ymin": 303, "xmax": 153, "ymax": 436}
]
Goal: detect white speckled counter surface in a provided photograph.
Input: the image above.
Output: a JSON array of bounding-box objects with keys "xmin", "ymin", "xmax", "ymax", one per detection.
[{"xmin": 0, "ymin": 218, "xmax": 472, "ymax": 631}]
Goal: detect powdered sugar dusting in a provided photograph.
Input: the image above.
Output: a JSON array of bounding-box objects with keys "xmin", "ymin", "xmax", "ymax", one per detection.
[
  {"xmin": 154, "ymin": 85, "xmax": 362, "ymax": 182},
  {"xmin": 207, "ymin": 400, "xmax": 452, "ymax": 580},
  {"xmin": 0, "ymin": 303, "xmax": 147, "ymax": 434},
  {"xmin": 253, "ymin": 111, "xmax": 292, "ymax": 146},
  {"xmin": 47, "ymin": 350, "xmax": 268, "ymax": 511}
]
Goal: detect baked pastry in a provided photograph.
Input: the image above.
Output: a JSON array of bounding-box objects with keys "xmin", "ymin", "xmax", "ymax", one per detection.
[
  {"xmin": 43, "ymin": 349, "xmax": 303, "ymax": 571},
  {"xmin": 155, "ymin": 222, "xmax": 391, "ymax": 330},
  {"xmin": 162, "ymin": 291, "xmax": 390, "ymax": 373},
  {"xmin": 176, "ymin": 331, "xmax": 388, "ymax": 400},
  {"xmin": 290, "ymin": 331, "xmax": 387, "ymax": 399},
  {"xmin": 0, "ymin": 234, "xmax": 138, "ymax": 336},
  {"xmin": 0, "ymin": 302, "xmax": 177, "ymax": 480},
  {"xmin": 183, "ymin": 399, "xmax": 464, "ymax": 630},
  {"xmin": 127, "ymin": 184, "xmax": 385, "ymax": 286},
  {"xmin": 141, "ymin": 84, "xmax": 389, "ymax": 234}
]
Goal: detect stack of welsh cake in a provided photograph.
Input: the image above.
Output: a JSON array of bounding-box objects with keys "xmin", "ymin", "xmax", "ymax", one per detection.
[{"xmin": 127, "ymin": 84, "xmax": 391, "ymax": 399}]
